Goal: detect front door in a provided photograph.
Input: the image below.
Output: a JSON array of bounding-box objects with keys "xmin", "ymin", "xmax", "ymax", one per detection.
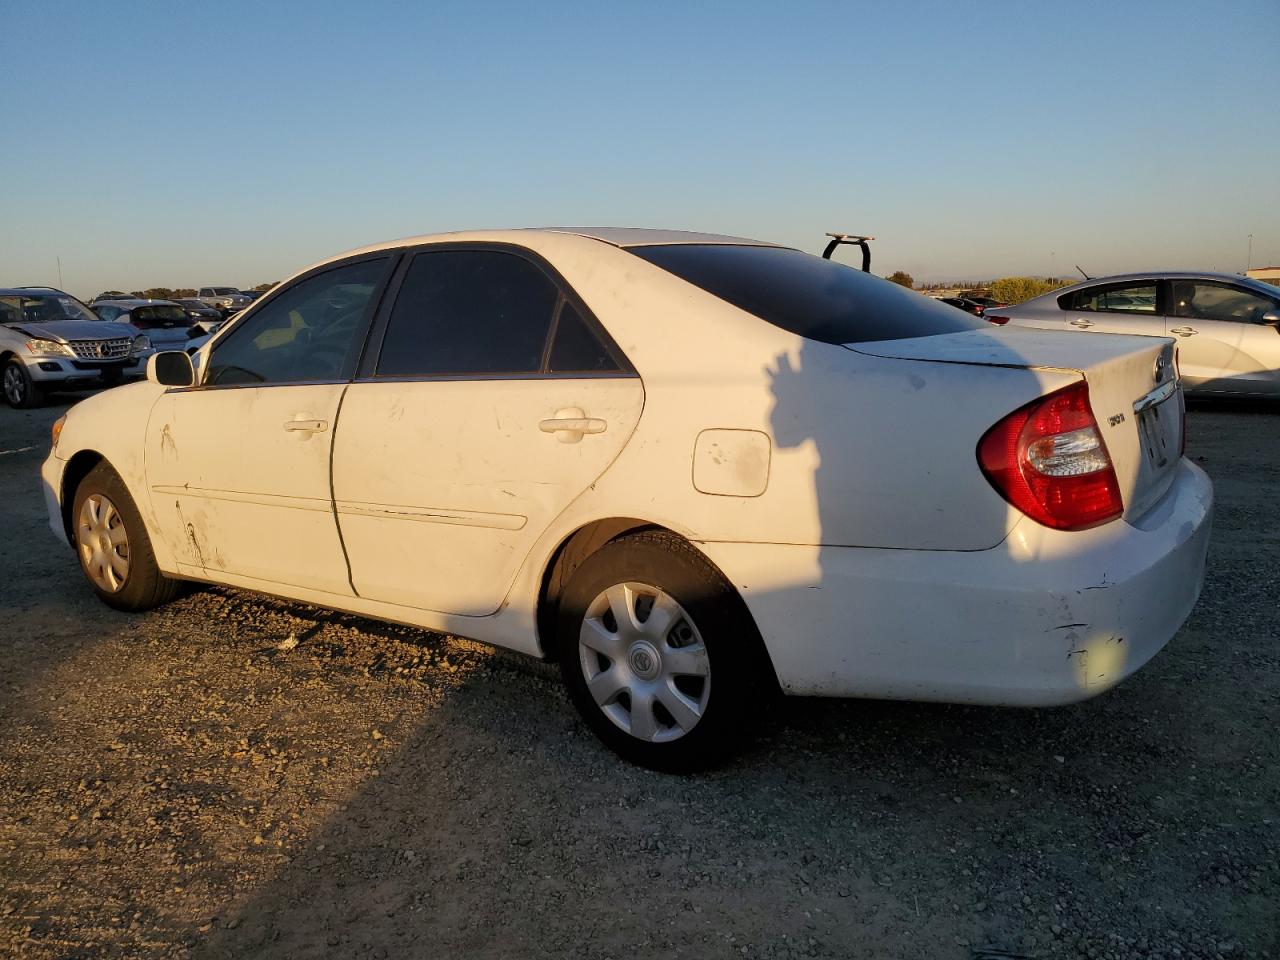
[
  {"xmin": 145, "ymin": 255, "xmax": 393, "ymax": 593},
  {"xmin": 332, "ymin": 246, "xmax": 644, "ymax": 616},
  {"xmin": 1166, "ymin": 279, "xmax": 1280, "ymax": 395}
]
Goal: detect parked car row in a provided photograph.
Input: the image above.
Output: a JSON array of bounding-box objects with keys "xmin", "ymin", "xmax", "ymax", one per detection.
[{"xmin": 0, "ymin": 287, "xmax": 232, "ymax": 407}]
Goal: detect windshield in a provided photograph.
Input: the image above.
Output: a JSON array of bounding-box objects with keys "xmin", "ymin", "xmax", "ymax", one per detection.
[
  {"xmin": 209, "ymin": 287, "xmax": 239, "ymax": 296},
  {"xmin": 629, "ymin": 244, "xmax": 985, "ymax": 344},
  {"xmin": 0, "ymin": 293, "xmax": 99, "ymax": 325}
]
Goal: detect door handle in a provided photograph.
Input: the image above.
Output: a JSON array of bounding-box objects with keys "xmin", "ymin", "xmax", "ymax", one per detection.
[
  {"xmin": 1169, "ymin": 326, "xmax": 1198, "ymax": 337},
  {"xmin": 1070, "ymin": 318, "xmax": 1094, "ymax": 328},
  {"xmin": 283, "ymin": 418, "xmax": 328, "ymax": 435},
  {"xmin": 539, "ymin": 407, "xmax": 606, "ymax": 444}
]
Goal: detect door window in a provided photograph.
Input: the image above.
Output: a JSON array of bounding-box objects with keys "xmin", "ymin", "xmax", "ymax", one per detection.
[
  {"xmin": 204, "ymin": 258, "xmax": 387, "ymax": 386},
  {"xmin": 1060, "ymin": 282, "xmax": 1158, "ymax": 314},
  {"xmin": 1170, "ymin": 281, "xmax": 1279, "ymax": 325},
  {"xmin": 547, "ymin": 301, "xmax": 622, "ymax": 373},
  {"xmin": 376, "ymin": 250, "xmax": 560, "ymax": 377},
  {"xmin": 95, "ymin": 305, "xmax": 120, "ymax": 321}
]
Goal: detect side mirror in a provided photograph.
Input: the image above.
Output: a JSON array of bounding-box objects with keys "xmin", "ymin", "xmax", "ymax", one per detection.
[
  {"xmin": 1262, "ymin": 310, "xmax": 1280, "ymax": 327},
  {"xmin": 146, "ymin": 351, "xmax": 195, "ymax": 387}
]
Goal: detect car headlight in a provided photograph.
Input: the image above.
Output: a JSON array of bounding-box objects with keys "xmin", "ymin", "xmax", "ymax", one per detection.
[
  {"xmin": 24, "ymin": 338, "xmax": 73, "ymax": 358},
  {"xmin": 132, "ymin": 335, "xmax": 152, "ymax": 354}
]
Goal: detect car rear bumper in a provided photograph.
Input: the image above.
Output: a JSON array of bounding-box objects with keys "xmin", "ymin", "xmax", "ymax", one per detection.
[{"xmin": 699, "ymin": 458, "xmax": 1213, "ymax": 706}]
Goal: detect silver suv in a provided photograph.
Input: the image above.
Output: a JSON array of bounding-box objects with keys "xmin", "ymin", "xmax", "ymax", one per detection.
[
  {"xmin": 0, "ymin": 288, "xmax": 150, "ymax": 407},
  {"xmin": 196, "ymin": 286, "xmax": 253, "ymax": 317}
]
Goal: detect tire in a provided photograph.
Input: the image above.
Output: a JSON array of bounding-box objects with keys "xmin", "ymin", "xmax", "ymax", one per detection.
[
  {"xmin": 556, "ymin": 531, "xmax": 771, "ymax": 771},
  {"xmin": 3, "ymin": 359, "xmax": 44, "ymax": 408},
  {"xmin": 72, "ymin": 462, "xmax": 180, "ymax": 612}
]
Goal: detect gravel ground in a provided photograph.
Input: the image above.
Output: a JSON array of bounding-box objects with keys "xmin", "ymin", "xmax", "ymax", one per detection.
[{"xmin": 1, "ymin": 394, "xmax": 1276, "ymax": 960}]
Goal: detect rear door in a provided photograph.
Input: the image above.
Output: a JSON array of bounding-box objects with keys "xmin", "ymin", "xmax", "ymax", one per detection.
[
  {"xmin": 1057, "ymin": 280, "xmax": 1166, "ymax": 338},
  {"xmin": 1166, "ymin": 279, "xmax": 1280, "ymax": 395},
  {"xmin": 332, "ymin": 245, "xmax": 644, "ymax": 616}
]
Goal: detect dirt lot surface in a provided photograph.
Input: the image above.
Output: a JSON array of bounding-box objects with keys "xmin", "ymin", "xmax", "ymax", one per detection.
[{"xmin": 1, "ymin": 395, "xmax": 1276, "ymax": 959}]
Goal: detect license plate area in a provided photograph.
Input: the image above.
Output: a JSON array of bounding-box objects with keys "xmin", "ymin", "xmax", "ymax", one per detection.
[{"xmin": 1134, "ymin": 380, "xmax": 1180, "ymax": 471}]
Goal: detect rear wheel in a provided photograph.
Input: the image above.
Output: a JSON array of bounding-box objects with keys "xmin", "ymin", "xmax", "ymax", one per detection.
[
  {"xmin": 73, "ymin": 462, "xmax": 180, "ymax": 611},
  {"xmin": 557, "ymin": 531, "xmax": 769, "ymax": 771},
  {"xmin": 3, "ymin": 360, "xmax": 44, "ymax": 408}
]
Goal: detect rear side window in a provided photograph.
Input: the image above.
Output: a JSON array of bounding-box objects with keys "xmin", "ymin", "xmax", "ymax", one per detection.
[
  {"xmin": 377, "ymin": 250, "xmax": 559, "ymax": 377},
  {"xmin": 1059, "ymin": 282, "xmax": 1158, "ymax": 314},
  {"xmin": 547, "ymin": 302, "xmax": 621, "ymax": 373},
  {"xmin": 628, "ymin": 244, "xmax": 984, "ymax": 344}
]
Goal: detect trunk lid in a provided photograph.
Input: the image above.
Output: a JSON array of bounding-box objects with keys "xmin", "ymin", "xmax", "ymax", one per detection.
[{"xmin": 848, "ymin": 327, "xmax": 1183, "ymax": 522}]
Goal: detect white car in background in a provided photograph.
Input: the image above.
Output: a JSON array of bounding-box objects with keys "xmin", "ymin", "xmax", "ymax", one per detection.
[
  {"xmin": 196, "ymin": 286, "xmax": 253, "ymax": 317},
  {"xmin": 988, "ymin": 272, "xmax": 1280, "ymax": 397},
  {"xmin": 41, "ymin": 229, "xmax": 1213, "ymax": 769}
]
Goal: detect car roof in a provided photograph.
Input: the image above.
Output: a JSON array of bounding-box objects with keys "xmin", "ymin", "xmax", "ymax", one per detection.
[
  {"xmin": 0, "ymin": 287, "xmax": 65, "ymax": 297},
  {"xmin": 315, "ymin": 227, "xmax": 781, "ymax": 268},
  {"xmin": 91, "ymin": 298, "xmax": 179, "ymax": 307},
  {"xmin": 1055, "ymin": 270, "xmax": 1257, "ymax": 294}
]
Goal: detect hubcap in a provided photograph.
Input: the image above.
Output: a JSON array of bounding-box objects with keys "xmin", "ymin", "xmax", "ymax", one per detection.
[
  {"xmin": 578, "ymin": 582, "xmax": 711, "ymax": 743},
  {"xmin": 4, "ymin": 366, "xmax": 23, "ymax": 404},
  {"xmin": 77, "ymin": 493, "xmax": 130, "ymax": 592}
]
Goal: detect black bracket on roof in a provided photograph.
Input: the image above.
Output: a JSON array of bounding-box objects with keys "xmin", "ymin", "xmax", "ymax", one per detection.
[{"xmin": 821, "ymin": 232, "xmax": 875, "ymax": 272}]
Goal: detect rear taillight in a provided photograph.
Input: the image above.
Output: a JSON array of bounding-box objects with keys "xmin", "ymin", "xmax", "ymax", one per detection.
[
  {"xmin": 986, "ymin": 313, "xmax": 1009, "ymax": 325},
  {"xmin": 978, "ymin": 381, "xmax": 1123, "ymax": 531}
]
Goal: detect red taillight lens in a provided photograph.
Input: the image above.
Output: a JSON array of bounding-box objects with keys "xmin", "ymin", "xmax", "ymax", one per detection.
[
  {"xmin": 986, "ymin": 313, "xmax": 1009, "ymax": 325},
  {"xmin": 978, "ymin": 381, "xmax": 1123, "ymax": 531}
]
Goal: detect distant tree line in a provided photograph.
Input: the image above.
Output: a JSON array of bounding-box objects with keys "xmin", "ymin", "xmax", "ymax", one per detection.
[
  {"xmin": 989, "ymin": 277, "xmax": 1071, "ymax": 304},
  {"xmin": 93, "ymin": 282, "xmax": 277, "ymax": 301}
]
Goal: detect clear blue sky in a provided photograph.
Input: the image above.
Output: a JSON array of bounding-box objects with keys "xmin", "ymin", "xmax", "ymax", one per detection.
[{"xmin": 3, "ymin": 0, "xmax": 1277, "ymax": 297}]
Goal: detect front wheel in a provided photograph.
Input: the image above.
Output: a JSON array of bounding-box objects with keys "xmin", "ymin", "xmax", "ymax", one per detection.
[
  {"xmin": 3, "ymin": 359, "xmax": 44, "ymax": 408},
  {"xmin": 72, "ymin": 462, "xmax": 180, "ymax": 611},
  {"xmin": 557, "ymin": 531, "xmax": 771, "ymax": 771}
]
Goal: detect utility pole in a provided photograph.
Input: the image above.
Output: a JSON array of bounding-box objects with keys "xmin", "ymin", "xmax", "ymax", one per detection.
[
  {"xmin": 1247, "ymin": 234, "xmax": 1253, "ymax": 271},
  {"xmin": 57, "ymin": 257, "xmax": 63, "ymax": 289}
]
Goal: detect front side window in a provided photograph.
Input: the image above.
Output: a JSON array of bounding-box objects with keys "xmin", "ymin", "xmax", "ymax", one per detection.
[
  {"xmin": 205, "ymin": 258, "xmax": 387, "ymax": 386},
  {"xmin": 628, "ymin": 244, "xmax": 984, "ymax": 345},
  {"xmin": 1060, "ymin": 282, "xmax": 1158, "ymax": 314},
  {"xmin": 94, "ymin": 305, "xmax": 121, "ymax": 321},
  {"xmin": 1170, "ymin": 281, "xmax": 1279, "ymax": 325},
  {"xmin": 376, "ymin": 250, "xmax": 560, "ymax": 377}
]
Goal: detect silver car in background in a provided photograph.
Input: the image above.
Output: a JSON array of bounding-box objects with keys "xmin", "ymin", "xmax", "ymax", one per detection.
[
  {"xmin": 1, "ymin": 287, "xmax": 149, "ymax": 407},
  {"xmin": 989, "ymin": 272, "xmax": 1280, "ymax": 397},
  {"xmin": 90, "ymin": 299, "xmax": 213, "ymax": 355},
  {"xmin": 196, "ymin": 286, "xmax": 253, "ymax": 317}
]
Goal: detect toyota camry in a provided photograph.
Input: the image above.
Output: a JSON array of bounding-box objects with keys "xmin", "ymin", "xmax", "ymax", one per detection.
[{"xmin": 41, "ymin": 228, "xmax": 1213, "ymax": 769}]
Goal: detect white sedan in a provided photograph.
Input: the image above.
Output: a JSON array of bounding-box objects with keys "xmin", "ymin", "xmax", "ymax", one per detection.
[{"xmin": 41, "ymin": 228, "xmax": 1213, "ymax": 769}]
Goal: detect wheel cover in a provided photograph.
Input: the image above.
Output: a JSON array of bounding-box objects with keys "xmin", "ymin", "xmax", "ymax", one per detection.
[
  {"xmin": 3, "ymin": 365, "xmax": 24, "ymax": 404},
  {"xmin": 77, "ymin": 493, "xmax": 130, "ymax": 592},
  {"xmin": 578, "ymin": 582, "xmax": 711, "ymax": 743}
]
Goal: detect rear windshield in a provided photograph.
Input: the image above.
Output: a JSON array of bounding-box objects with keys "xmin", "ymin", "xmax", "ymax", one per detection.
[
  {"xmin": 629, "ymin": 244, "xmax": 985, "ymax": 344},
  {"xmin": 130, "ymin": 305, "xmax": 193, "ymax": 328}
]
